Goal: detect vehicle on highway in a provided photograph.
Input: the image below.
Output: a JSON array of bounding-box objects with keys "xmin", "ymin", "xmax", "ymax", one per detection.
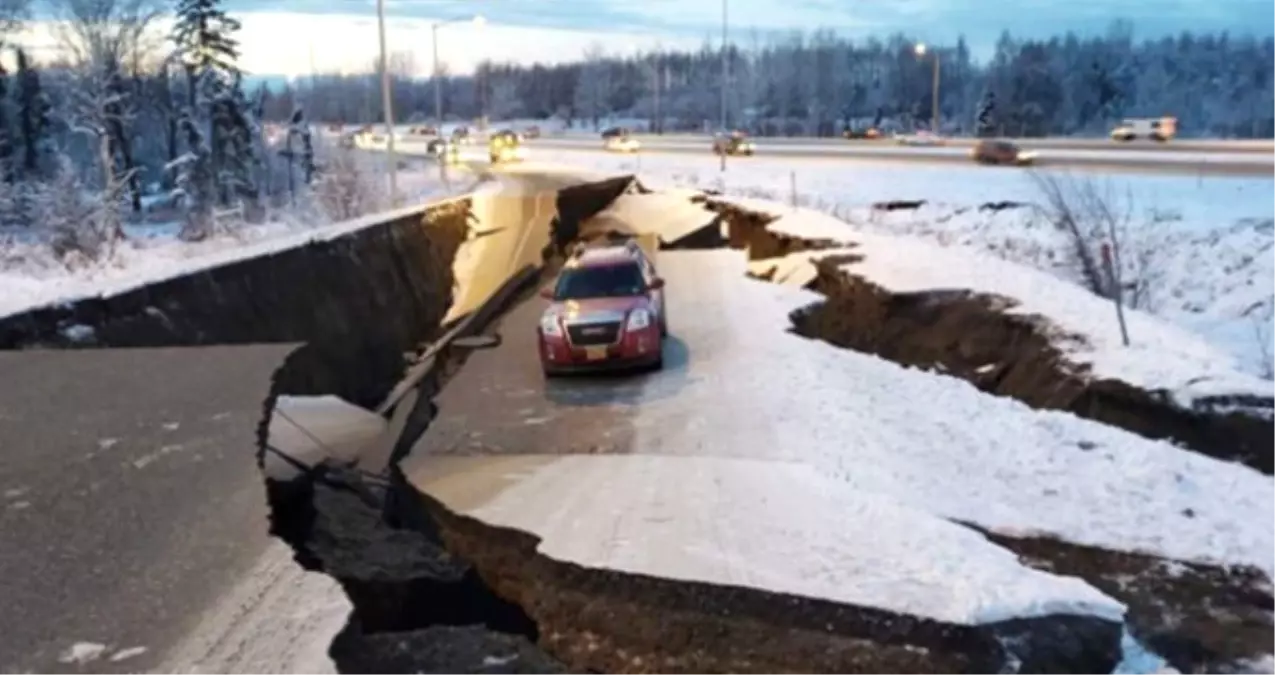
[
  {"xmin": 537, "ymin": 241, "xmax": 666, "ymax": 376},
  {"xmin": 427, "ymin": 138, "xmax": 462, "ymax": 164},
  {"xmin": 489, "ymin": 129, "xmax": 525, "ymax": 163},
  {"xmin": 971, "ymin": 139, "xmax": 1039, "ymax": 166},
  {"xmin": 600, "ymin": 126, "xmax": 629, "ymax": 140},
  {"xmin": 894, "ymin": 131, "xmax": 946, "ymax": 146},
  {"xmin": 712, "ymin": 130, "xmax": 755, "ymax": 156},
  {"xmin": 523, "ymin": 125, "xmax": 542, "ymax": 139},
  {"xmin": 843, "ymin": 127, "xmax": 883, "ymax": 140},
  {"xmin": 406, "ymin": 125, "xmax": 438, "ymax": 137},
  {"xmin": 452, "ymin": 126, "xmax": 475, "ymax": 144},
  {"xmin": 603, "ymin": 130, "xmax": 642, "ymax": 153},
  {"xmin": 1111, "ymin": 116, "xmax": 1177, "ymax": 142}
]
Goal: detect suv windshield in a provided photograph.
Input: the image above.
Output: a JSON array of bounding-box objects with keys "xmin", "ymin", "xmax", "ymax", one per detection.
[{"xmin": 554, "ymin": 263, "xmax": 645, "ymax": 300}]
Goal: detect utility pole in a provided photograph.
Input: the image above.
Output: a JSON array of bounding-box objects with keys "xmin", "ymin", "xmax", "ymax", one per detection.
[
  {"xmin": 931, "ymin": 53, "xmax": 941, "ymax": 133},
  {"xmin": 375, "ymin": 0, "xmax": 397, "ymax": 204},
  {"xmin": 720, "ymin": 0, "xmax": 728, "ymax": 131},
  {"xmin": 914, "ymin": 43, "xmax": 941, "ymax": 133},
  {"xmin": 652, "ymin": 61, "xmax": 661, "ymax": 134},
  {"xmin": 432, "ymin": 23, "xmax": 443, "ymax": 129}
]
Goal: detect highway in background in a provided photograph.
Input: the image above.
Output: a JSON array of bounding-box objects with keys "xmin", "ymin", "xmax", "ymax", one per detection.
[
  {"xmin": 545, "ymin": 134, "xmax": 1275, "ymax": 154},
  {"xmin": 342, "ymin": 125, "xmax": 1272, "ymax": 178},
  {"xmin": 379, "ymin": 136, "xmax": 1274, "ymax": 178}
]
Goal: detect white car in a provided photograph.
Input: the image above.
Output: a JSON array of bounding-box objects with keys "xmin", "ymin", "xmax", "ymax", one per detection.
[
  {"xmin": 604, "ymin": 136, "xmax": 642, "ymax": 153},
  {"xmin": 894, "ymin": 131, "xmax": 946, "ymax": 146}
]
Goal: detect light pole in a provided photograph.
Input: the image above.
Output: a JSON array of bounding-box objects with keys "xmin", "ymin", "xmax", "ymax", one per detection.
[
  {"xmin": 433, "ymin": 15, "xmax": 486, "ymax": 130},
  {"xmin": 720, "ymin": 0, "xmax": 728, "ymax": 132},
  {"xmin": 915, "ymin": 43, "xmax": 940, "ymax": 133},
  {"xmin": 375, "ymin": 0, "xmax": 398, "ymax": 203}
]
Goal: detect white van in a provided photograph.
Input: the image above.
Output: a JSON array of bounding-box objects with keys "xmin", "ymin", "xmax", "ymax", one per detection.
[{"xmin": 1111, "ymin": 117, "xmax": 1177, "ymax": 142}]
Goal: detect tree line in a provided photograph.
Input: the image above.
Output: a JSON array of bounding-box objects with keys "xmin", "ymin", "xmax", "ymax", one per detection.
[
  {"xmin": 0, "ymin": 0, "xmax": 319, "ymax": 257},
  {"xmin": 283, "ymin": 21, "xmax": 1273, "ymax": 139}
]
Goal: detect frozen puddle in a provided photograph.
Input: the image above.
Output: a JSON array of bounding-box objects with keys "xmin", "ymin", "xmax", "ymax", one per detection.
[{"xmin": 417, "ymin": 453, "xmax": 1123, "ymax": 625}]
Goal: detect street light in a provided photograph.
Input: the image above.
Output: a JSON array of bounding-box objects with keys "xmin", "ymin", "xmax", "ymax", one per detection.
[
  {"xmin": 915, "ymin": 42, "xmax": 940, "ymax": 133},
  {"xmin": 429, "ymin": 14, "xmax": 483, "ymax": 186},
  {"xmin": 720, "ymin": 0, "xmax": 728, "ymax": 132},
  {"xmin": 433, "ymin": 15, "xmax": 486, "ymax": 130},
  {"xmin": 374, "ymin": 0, "xmax": 399, "ymax": 204}
]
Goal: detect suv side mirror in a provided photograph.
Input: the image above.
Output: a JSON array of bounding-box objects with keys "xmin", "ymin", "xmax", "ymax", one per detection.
[
  {"xmin": 647, "ymin": 278, "xmax": 665, "ymax": 291},
  {"xmin": 539, "ymin": 286, "xmax": 554, "ymax": 299}
]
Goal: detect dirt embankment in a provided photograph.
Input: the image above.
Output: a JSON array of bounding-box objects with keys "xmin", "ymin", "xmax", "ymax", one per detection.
[
  {"xmin": 705, "ymin": 198, "xmax": 1274, "ymax": 476},
  {"xmin": 705, "ymin": 197, "xmax": 1275, "ymax": 672}
]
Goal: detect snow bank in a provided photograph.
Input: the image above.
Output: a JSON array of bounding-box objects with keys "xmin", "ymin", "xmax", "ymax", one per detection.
[{"xmin": 726, "ymin": 198, "xmax": 1270, "ymax": 407}]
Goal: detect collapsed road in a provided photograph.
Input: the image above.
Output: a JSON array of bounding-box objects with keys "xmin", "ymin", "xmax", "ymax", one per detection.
[
  {"xmin": 1, "ymin": 165, "xmax": 1269, "ymax": 674},
  {"xmin": 266, "ymin": 171, "xmax": 1271, "ymax": 673}
]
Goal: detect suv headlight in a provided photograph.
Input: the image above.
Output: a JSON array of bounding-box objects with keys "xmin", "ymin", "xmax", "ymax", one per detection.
[
  {"xmin": 540, "ymin": 312, "xmax": 563, "ymax": 336},
  {"xmin": 626, "ymin": 308, "xmax": 651, "ymax": 331}
]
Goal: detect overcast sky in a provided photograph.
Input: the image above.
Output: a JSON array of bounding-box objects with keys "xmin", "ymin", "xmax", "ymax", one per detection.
[{"xmin": 18, "ymin": 0, "xmax": 1275, "ymax": 77}]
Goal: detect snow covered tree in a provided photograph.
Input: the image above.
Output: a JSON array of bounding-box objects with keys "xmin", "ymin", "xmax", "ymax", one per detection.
[
  {"xmin": 208, "ymin": 75, "xmax": 260, "ymax": 214},
  {"xmin": 975, "ymin": 89, "xmax": 996, "ymax": 136},
  {"xmin": 277, "ymin": 106, "xmax": 314, "ymax": 203},
  {"xmin": 172, "ymin": 0, "xmax": 241, "ymax": 83},
  {"xmin": 66, "ymin": 64, "xmax": 134, "ymax": 250}
]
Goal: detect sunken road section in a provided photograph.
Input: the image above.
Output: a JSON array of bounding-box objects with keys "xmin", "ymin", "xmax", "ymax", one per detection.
[{"xmin": 259, "ymin": 178, "xmax": 1130, "ymax": 674}]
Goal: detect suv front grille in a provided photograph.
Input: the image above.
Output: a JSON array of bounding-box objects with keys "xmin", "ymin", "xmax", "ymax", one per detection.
[{"xmin": 567, "ymin": 321, "xmax": 622, "ymax": 346}]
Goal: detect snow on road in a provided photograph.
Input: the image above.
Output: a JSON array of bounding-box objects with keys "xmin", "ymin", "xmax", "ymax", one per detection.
[
  {"xmin": 462, "ymin": 454, "xmax": 1124, "ymax": 625},
  {"xmin": 526, "ymin": 150, "xmax": 1275, "ymax": 378},
  {"xmin": 433, "ymin": 248, "xmax": 1272, "ymax": 629}
]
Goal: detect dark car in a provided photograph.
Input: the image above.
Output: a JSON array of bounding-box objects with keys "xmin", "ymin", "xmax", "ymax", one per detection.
[
  {"xmin": 971, "ymin": 139, "xmax": 1038, "ymax": 166},
  {"xmin": 842, "ymin": 127, "xmax": 882, "ymax": 140},
  {"xmin": 537, "ymin": 243, "xmax": 666, "ymax": 376},
  {"xmin": 601, "ymin": 127, "xmax": 628, "ymax": 139},
  {"xmin": 712, "ymin": 131, "xmax": 755, "ymax": 156}
]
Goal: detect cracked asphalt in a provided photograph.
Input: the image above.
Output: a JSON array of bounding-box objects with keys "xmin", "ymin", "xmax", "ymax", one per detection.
[{"xmin": 0, "ymin": 345, "xmax": 293, "ymax": 673}]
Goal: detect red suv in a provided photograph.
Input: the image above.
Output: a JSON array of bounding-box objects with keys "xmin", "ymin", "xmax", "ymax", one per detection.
[{"xmin": 537, "ymin": 243, "xmax": 666, "ymax": 376}]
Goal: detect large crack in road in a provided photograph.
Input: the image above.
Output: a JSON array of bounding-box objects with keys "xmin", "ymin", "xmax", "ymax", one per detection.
[{"xmin": 256, "ymin": 174, "xmax": 1160, "ymax": 673}]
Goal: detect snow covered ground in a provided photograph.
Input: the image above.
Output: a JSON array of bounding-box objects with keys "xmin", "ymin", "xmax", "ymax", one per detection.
[
  {"xmin": 0, "ymin": 163, "xmax": 468, "ymax": 320},
  {"xmin": 525, "ymin": 149, "xmax": 1275, "ymax": 379}
]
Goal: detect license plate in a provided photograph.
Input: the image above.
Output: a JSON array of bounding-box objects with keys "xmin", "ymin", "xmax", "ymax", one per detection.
[{"xmin": 584, "ymin": 346, "xmax": 608, "ymax": 361}]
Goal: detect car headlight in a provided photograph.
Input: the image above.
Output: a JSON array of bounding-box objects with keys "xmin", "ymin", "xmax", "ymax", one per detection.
[
  {"xmin": 626, "ymin": 308, "xmax": 651, "ymax": 331},
  {"xmin": 540, "ymin": 312, "xmax": 563, "ymax": 336}
]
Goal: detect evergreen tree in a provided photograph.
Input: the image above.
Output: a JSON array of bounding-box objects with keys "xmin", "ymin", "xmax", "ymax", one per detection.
[
  {"xmin": 171, "ymin": 0, "xmax": 241, "ymax": 81},
  {"xmin": 975, "ymin": 90, "xmax": 997, "ymax": 136}
]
